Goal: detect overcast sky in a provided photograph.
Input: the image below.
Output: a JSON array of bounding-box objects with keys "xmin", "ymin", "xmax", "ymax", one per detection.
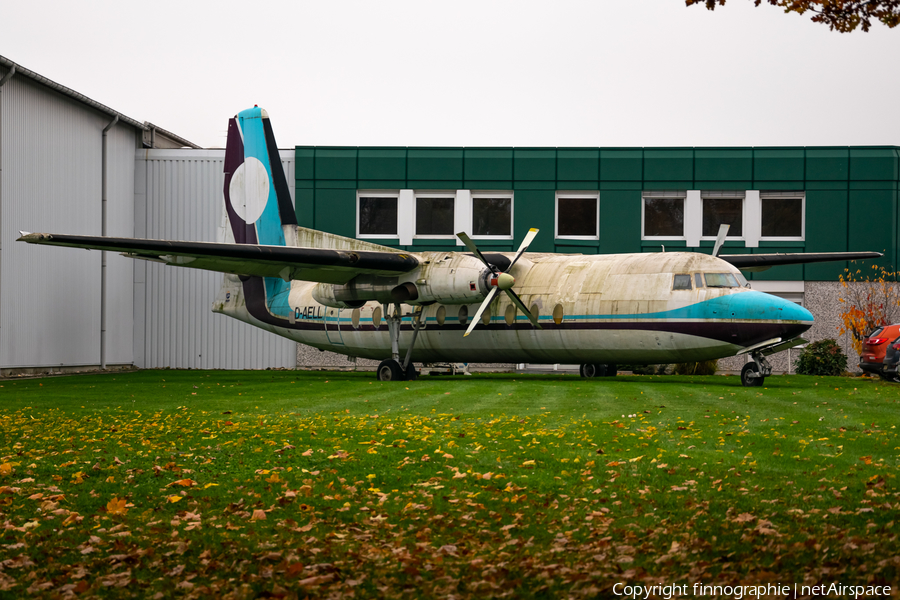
[{"xmin": 3, "ymin": 0, "xmax": 898, "ymax": 149}]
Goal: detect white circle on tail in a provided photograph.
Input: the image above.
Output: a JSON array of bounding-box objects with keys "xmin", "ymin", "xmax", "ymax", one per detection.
[{"xmin": 229, "ymin": 156, "xmax": 270, "ymax": 224}]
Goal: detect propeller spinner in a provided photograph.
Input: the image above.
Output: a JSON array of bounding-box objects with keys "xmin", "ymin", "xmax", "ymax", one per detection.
[{"xmin": 456, "ymin": 228, "xmax": 542, "ymax": 336}]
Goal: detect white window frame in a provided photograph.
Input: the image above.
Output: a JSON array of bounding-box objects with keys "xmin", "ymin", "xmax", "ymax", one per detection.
[
  {"xmin": 759, "ymin": 191, "xmax": 805, "ymax": 242},
  {"xmin": 700, "ymin": 190, "xmax": 746, "ymax": 241},
  {"xmin": 641, "ymin": 190, "xmax": 687, "ymax": 241},
  {"xmin": 470, "ymin": 191, "xmax": 514, "ymax": 240},
  {"xmin": 356, "ymin": 190, "xmax": 401, "ymax": 240},
  {"xmin": 555, "ymin": 191, "xmax": 600, "ymax": 240},
  {"xmin": 413, "ymin": 190, "xmax": 457, "ymax": 240}
]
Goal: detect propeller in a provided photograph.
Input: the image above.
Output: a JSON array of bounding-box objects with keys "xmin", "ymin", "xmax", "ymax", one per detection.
[{"xmin": 457, "ymin": 228, "xmax": 542, "ymax": 336}]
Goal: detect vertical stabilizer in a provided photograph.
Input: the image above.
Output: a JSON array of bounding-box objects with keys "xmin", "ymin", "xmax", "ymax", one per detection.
[
  {"xmin": 223, "ymin": 107, "xmax": 297, "ymax": 246},
  {"xmin": 221, "ymin": 108, "xmax": 296, "ymax": 326}
]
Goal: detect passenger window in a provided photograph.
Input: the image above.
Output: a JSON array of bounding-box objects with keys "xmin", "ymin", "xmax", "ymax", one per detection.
[
  {"xmin": 705, "ymin": 273, "xmax": 739, "ymax": 288},
  {"xmin": 694, "ymin": 273, "xmax": 704, "ymax": 288},
  {"xmin": 673, "ymin": 274, "xmax": 692, "ymax": 290}
]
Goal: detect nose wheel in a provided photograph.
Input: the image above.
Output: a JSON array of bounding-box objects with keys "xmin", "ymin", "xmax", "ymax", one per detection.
[{"xmin": 740, "ymin": 353, "xmax": 772, "ymax": 387}]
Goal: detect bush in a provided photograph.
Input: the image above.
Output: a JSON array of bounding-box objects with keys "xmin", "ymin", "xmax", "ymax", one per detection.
[
  {"xmin": 674, "ymin": 360, "xmax": 718, "ymax": 376},
  {"xmin": 794, "ymin": 339, "xmax": 848, "ymax": 376}
]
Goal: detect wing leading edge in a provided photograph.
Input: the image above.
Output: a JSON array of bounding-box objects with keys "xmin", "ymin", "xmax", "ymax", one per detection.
[
  {"xmin": 17, "ymin": 233, "xmax": 420, "ymax": 285},
  {"xmin": 720, "ymin": 251, "xmax": 883, "ymax": 272}
]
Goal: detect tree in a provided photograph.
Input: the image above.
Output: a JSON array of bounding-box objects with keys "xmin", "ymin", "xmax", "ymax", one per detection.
[
  {"xmin": 685, "ymin": 0, "xmax": 900, "ymax": 32},
  {"xmin": 838, "ymin": 264, "xmax": 900, "ymax": 355}
]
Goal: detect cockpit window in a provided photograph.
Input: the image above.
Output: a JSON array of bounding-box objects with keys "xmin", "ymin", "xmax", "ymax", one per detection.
[
  {"xmin": 694, "ymin": 273, "xmax": 704, "ymax": 288},
  {"xmin": 735, "ymin": 271, "xmax": 749, "ymax": 287},
  {"xmin": 673, "ymin": 274, "xmax": 692, "ymax": 290},
  {"xmin": 704, "ymin": 273, "xmax": 740, "ymax": 288}
]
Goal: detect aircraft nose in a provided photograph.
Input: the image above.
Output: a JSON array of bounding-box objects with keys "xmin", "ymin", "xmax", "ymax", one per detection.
[
  {"xmin": 775, "ymin": 296, "xmax": 813, "ymax": 323},
  {"xmin": 724, "ymin": 291, "xmax": 814, "ymax": 347},
  {"xmin": 772, "ymin": 295, "xmax": 813, "ymax": 340}
]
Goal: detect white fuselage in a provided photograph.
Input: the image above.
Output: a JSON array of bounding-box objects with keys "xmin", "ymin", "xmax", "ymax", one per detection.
[{"xmin": 213, "ymin": 251, "xmax": 813, "ymax": 365}]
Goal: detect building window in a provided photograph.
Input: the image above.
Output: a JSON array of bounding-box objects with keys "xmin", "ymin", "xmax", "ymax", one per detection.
[
  {"xmin": 415, "ymin": 194, "xmax": 455, "ymax": 237},
  {"xmin": 760, "ymin": 191, "xmax": 804, "ymax": 239},
  {"xmin": 472, "ymin": 193, "xmax": 513, "ymax": 238},
  {"xmin": 642, "ymin": 191, "xmax": 685, "ymax": 238},
  {"xmin": 358, "ymin": 192, "xmax": 398, "ymax": 237},
  {"xmin": 702, "ymin": 191, "xmax": 743, "ymax": 237},
  {"xmin": 556, "ymin": 192, "xmax": 599, "ymax": 239}
]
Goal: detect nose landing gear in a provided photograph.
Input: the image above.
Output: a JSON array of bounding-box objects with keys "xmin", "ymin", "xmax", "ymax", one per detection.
[{"xmin": 740, "ymin": 352, "xmax": 772, "ymax": 387}]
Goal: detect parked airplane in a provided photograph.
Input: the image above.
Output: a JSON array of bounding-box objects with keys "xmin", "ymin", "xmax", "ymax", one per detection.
[{"xmin": 19, "ymin": 107, "xmax": 881, "ymax": 386}]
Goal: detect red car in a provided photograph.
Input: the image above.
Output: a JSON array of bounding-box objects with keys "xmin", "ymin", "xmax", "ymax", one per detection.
[{"xmin": 859, "ymin": 324, "xmax": 900, "ymax": 377}]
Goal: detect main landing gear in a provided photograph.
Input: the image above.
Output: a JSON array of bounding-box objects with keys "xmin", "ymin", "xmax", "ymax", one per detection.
[
  {"xmin": 377, "ymin": 303, "xmax": 424, "ymax": 382},
  {"xmin": 580, "ymin": 363, "xmax": 618, "ymax": 378},
  {"xmin": 740, "ymin": 352, "xmax": 772, "ymax": 387}
]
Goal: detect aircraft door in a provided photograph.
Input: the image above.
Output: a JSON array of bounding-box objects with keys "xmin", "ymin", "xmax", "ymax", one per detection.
[{"xmin": 325, "ymin": 308, "xmax": 345, "ymax": 345}]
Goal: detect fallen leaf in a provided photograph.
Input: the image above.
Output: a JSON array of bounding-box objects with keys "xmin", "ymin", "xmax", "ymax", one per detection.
[{"xmin": 106, "ymin": 497, "xmax": 128, "ymax": 516}]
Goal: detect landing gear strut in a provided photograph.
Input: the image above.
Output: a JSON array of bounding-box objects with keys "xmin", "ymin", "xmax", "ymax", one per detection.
[
  {"xmin": 740, "ymin": 352, "xmax": 772, "ymax": 387},
  {"xmin": 377, "ymin": 303, "xmax": 424, "ymax": 382}
]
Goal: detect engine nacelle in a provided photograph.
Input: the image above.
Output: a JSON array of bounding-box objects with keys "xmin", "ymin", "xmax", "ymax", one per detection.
[
  {"xmin": 312, "ymin": 276, "xmax": 419, "ymax": 309},
  {"xmin": 311, "ymin": 252, "xmax": 505, "ymax": 308}
]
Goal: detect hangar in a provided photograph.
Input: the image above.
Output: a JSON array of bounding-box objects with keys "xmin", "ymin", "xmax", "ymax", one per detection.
[
  {"xmin": 0, "ymin": 56, "xmax": 296, "ymax": 375},
  {"xmin": 2, "ymin": 55, "xmax": 898, "ymax": 374}
]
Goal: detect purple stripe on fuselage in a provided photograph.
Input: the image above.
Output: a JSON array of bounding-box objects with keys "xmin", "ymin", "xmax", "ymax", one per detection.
[{"xmin": 252, "ymin": 314, "xmax": 810, "ymax": 348}]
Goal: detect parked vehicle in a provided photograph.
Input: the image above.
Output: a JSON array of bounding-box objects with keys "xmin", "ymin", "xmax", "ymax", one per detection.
[
  {"xmin": 859, "ymin": 324, "xmax": 900, "ymax": 377},
  {"xmin": 880, "ymin": 336, "xmax": 900, "ymax": 382}
]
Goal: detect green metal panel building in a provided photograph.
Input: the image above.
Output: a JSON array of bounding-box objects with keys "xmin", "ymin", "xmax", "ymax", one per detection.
[{"xmin": 295, "ymin": 146, "xmax": 900, "ymax": 282}]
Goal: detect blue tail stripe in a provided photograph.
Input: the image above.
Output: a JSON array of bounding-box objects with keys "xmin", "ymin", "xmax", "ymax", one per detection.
[{"xmin": 236, "ymin": 108, "xmax": 291, "ymax": 318}]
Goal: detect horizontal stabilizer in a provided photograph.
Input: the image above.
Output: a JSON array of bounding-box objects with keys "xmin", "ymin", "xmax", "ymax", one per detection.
[
  {"xmin": 720, "ymin": 251, "xmax": 882, "ymax": 271},
  {"xmin": 17, "ymin": 233, "xmax": 420, "ymax": 285}
]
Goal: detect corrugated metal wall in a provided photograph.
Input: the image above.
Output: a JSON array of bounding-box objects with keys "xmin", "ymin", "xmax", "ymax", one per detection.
[
  {"xmin": 1, "ymin": 70, "xmax": 135, "ymax": 369},
  {"xmin": 133, "ymin": 149, "xmax": 297, "ymax": 369}
]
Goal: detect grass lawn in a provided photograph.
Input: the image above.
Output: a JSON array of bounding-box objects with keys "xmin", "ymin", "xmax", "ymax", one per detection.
[{"xmin": 1, "ymin": 369, "xmax": 899, "ymax": 598}]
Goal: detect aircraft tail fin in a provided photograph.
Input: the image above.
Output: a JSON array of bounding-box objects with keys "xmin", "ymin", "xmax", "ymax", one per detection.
[
  {"xmin": 224, "ymin": 107, "xmax": 297, "ymax": 247},
  {"xmin": 222, "ymin": 107, "xmax": 299, "ymax": 325}
]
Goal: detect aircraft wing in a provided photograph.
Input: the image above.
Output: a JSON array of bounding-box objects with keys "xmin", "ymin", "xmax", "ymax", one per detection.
[
  {"xmin": 17, "ymin": 233, "xmax": 420, "ymax": 285},
  {"xmin": 720, "ymin": 251, "xmax": 883, "ymax": 272}
]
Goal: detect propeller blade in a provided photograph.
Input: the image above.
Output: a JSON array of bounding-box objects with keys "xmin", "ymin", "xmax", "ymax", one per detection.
[
  {"xmin": 504, "ymin": 289, "xmax": 542, "ymax": 329},
  {"xmin": 464, "ymin": 287, "xmax": 498, "ymax": 337},
  {"xmin": 508, "ymin": 228, "xmax": 539, "ymax": 270},
  {"xmin": 712, "ymin": 224, "xmax": 730, "ymax": 257},
  {"xmin": 456, "ymin": 231, "xmax": 495, "ymax": 272}
]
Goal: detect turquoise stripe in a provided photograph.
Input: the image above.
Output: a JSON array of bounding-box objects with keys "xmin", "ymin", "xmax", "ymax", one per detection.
[{"xmin": 320, "ymin": 292, "xmax": 812, "ymax": 325}]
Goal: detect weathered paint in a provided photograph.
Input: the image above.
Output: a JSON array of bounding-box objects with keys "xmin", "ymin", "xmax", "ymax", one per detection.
[{"xmin": 213, "ymin": 248, "xmax": 813, "ymax": 365}]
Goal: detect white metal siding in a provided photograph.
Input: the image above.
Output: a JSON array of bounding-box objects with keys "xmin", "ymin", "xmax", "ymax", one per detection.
[
  {"xmin": 0, "ymin": 73, "xmax": 136, "ymax": 368},
  {"xmin": 105, "ymin": 124, "xmax": 136, "ymax": 365},
  {"xmin": 133, "ymin": 149, "xmax": 297, "ymax": 369}
]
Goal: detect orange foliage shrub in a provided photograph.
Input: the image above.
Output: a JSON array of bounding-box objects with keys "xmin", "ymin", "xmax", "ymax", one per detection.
[{"xmin": 838, "ymin": 264, "xmax": 900, "ymax": 355}]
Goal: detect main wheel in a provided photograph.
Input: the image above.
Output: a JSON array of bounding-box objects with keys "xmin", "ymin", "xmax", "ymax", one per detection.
[
  {"xmin": 605, "ymin": 363, "xmax": 618, "ymax": 377},
  {"xmin": 741, "ymin": 362, "xmax": 764, "ymax": 387},
  {"xmin": 377, "ymin": 359, "xmax": 404, "ymax": 381},
  {"xmin": 580, "ymin": 363, "xmax": 600, "ymax": 378},
  {"xmin": 405, "ymin": 363, "xmax": 419, "ymax": 381}
]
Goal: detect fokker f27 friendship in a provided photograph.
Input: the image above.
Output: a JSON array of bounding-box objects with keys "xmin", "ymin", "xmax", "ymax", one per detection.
[{"xmin": 19, "ymin": 108, "xmax": 881, "ymax": 386}]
